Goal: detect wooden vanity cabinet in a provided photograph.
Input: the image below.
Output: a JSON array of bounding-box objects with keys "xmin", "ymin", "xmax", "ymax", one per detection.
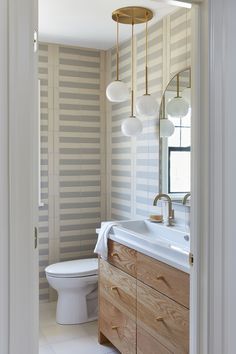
[{"xmin": 98, "ymin": 240, "xmax": 190, "ymax": 354}]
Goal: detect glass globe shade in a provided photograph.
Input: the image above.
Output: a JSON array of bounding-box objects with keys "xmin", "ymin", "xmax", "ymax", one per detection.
[
  {"xmin": 136, "ymin": 94, "xmax": 159, "ymax": 117},
  {"xmin": 121, "ymin": 117, "xmax": 143, "ymax": 137},
  {"xmin": 182, "ymin": 87, "xmax": 191, "ymax": 105},
  {"xmin": 106, "ymin": 80, "xmax": 129, "ymax": 103},
  {"xmin": 160, "ymin": 118, "xmax": 175, "ymax": 137},
  {"xmin": 166, "ymin": 96, "xmax": 189, "ymax": 118}
]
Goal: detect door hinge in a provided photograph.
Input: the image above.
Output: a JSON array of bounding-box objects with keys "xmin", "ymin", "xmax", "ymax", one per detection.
[
  {"xmin": 34, "ymin": 227, "xmax": 38, "ymax": 249},
  {"xmin": 189, "ymin": 252, "xmax": 194, "ymax": 266},
  {"xmin": 33, "ymin": 30, "xmax": 38, "ymax": 53}
]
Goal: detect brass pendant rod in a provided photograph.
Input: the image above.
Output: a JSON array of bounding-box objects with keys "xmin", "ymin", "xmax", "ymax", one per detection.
[
  {"xmin": 131, "ymin": 23, "xmax": 134, "ymax": 117},
  {"xmin": 189, "ymin": 67, "xmax": 191, "ymax": 88},
  {"xmin": 162, "ymin": 95, "xmax": 166, "ymax": 118},
  {"xmin": 116, "ymin": 17, "xmax": 119, "ymax": 81},
  {"xmin": 177, "ymin": 73, "xmax": 180, "ymax": 98},
  {"xmin": 145, "ymin": 20, "xmax": 148, "ymax": 95}
]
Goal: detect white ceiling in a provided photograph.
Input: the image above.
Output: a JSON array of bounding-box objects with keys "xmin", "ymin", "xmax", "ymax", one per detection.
[{"xmin": 39, "ymin": 0, "xmax": 178, "ymax": 50}]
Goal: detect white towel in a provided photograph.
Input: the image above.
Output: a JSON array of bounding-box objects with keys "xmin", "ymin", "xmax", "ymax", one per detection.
[{"xmin": 94, "ymin": 221, "xmax": 119, "ymax": 260}]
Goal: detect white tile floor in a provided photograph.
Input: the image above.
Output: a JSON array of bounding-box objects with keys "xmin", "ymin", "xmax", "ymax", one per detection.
[{"xmin": 39, "ymin": 302, "xmax": 119, "ymax": 354}]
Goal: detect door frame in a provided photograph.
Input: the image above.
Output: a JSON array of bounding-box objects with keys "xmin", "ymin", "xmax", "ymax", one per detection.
[
  {"xmin": 0, "ymin": 0, "xmax": 39, "ymax": 353},
  {"xmin": 2, "ymin": 0, "xmax": 233, "ymax": 354},
  {"xmin": 0, "ymin": 1, "xmax": 10, "ymax": 353},
  {"xmin": 190, "ymin": 2, "xmax": 209, "ymax": 353}
]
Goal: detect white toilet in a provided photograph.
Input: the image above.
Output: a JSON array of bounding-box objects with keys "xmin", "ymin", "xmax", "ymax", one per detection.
[{"xmin": 45, "ymin": 258, "xmax": 98, "ymax": 325}]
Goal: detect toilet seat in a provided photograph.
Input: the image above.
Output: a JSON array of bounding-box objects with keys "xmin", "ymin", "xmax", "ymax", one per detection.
[{"xmin": 45, "ymin": 258, "xmax": 98, "ymax": 278}]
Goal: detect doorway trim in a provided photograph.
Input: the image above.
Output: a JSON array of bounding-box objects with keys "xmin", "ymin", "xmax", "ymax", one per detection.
[
  {"xmin": 0, "ymin": 0, "xmax": 221, "ymax": 353},
  {"xmin": 0, "ymin": 0, "xmax": 10, "ymax": 353},
  {"xmin": 0, "ymin": 0, "xmax": 39, "ymax": 353}
]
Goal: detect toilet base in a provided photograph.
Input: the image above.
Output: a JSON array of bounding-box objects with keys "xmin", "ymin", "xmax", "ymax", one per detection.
[
  {"xmin": 56, "ymin": 295, "xmax": 98, "ymax": 325},
  {"xmin": 56, "ymin": 290, "xmax": 98, "ymax": 325}
]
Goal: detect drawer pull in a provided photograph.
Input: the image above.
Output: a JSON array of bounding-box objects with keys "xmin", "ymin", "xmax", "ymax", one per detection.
[
  {"xmin": 111, "ymin": 286, "xmax": 118, "ymax": 291},
  {"xmin": 112, "ymin": 326, "xmax": 119, "ymax": 330},
  {"xmin": 155, "ymin": 317, "xmax": 164, "ymax": 322},
  {"xmin": 111, "ymin": 252, "xmax": 119, "ymax": 258},
  {"xmin": 156, "ymin": 275, "xmax": 165, "ymax": 281}
]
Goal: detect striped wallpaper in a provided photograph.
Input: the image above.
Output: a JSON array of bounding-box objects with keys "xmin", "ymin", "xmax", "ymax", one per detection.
[
  {"xmin": 38, "ymin": 7, "xmax": 191, "ymax": 302},
  {"xmin": 38, "ymin": 44, "xmax": 106, "ymax": 301},
  {"xmin": 107, "ymin": 8, "xmax": 192, "ymax": 223},
  {"xmin": 38, "ymin": 44, "xmax": 50, "ymax": 301}
]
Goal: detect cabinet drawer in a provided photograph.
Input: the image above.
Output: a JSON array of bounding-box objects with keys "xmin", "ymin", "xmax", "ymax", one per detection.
[
  {"xmin": 99, "ymin": 259, "xmax": 136, "ymax": 320},
  {"xmin": 100, "ymin": 296, "xmax": 136, "ymax": 354},
  {"xmin": 137, "ymin": 281, "xmax": 189, "ymax": 354},
  {"xmin": 108, "ymin": 239, "xmax": 137, "ymax": 277},
  {"xmin": 137, "ymin": 326, "xmax": 172, "ymax": 354},
  {"xmin": 137, "ymin": 252, "xmax": 189, "ymax": 308}
]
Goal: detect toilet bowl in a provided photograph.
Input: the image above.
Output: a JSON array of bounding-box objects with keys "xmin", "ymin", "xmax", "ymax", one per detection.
[{"xmin": 45, "ymin": 258, "xmax": 98, "ymax": 325}]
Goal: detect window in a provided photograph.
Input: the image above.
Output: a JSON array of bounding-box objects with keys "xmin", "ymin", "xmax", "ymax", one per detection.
[{"xmin": 168, "ymin": 115, "xmax": 191, "ymax": 194}]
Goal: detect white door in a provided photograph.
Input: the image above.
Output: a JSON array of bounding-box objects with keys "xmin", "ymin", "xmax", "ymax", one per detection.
[{"xmin": 7, "ymin": 0, "xmax": 39, "ymax": 353}]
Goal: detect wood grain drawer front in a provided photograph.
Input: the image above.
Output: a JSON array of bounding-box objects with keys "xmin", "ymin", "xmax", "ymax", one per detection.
[
  {"xmin": 137, "ymin": 281, "xmax": 189, "ymax": 354},
  {"xmin": 137, "ymin": 326, "xmax": 173, "ymax": 354},
  {"xmin": 137, "ymin": 252, "xmax": 190, "ymax": 308},
  {"xmin": 99, "ymin": 259, "xmax": 136, "ymax": 320},
  {"xmin": 108, "ymin": 239, "xmax": 137, "ymax": 277},
  {"xmin": 100, "ymin": 296, "xmax": 136, "ymax": 354}
]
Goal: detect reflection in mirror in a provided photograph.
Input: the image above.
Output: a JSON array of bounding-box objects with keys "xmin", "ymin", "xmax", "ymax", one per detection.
[{"xmin": 159, "ymin": 68, "xmax": 191, "ymax": 203}]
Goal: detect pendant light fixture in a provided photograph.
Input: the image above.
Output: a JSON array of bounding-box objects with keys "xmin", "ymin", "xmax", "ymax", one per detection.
[
  {"xmin": 136, "ymin": 19, "xmax": 158, "ymax": 117},
  {"xmin": 160, "ymin": 95, "xmax": 175, "ymax": 138},
  {"xmin": 166, "ymin": 73, "xmax": 189, "ymax": 118},
  {"xmin": 121, "ymin": 22, "xmax": 143, "ymax": 136},
  {"xmin": 106, "ymin": 16, "xmax": 129, "ymax": 103},
  {"xmin": 108, "ymin": 7, "xmax": 153, "ymax": 136}
]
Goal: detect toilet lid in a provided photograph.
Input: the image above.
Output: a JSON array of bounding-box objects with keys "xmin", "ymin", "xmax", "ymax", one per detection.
[{"xmin": 45, "ymin": 258, "xmax": 98, "ymax": 278}]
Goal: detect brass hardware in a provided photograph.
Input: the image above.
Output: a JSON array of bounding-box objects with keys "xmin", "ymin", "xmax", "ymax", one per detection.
[
  {"xmin": 145, "ymin": 21, "xmax": 148, "ymax": 95},
  {"xmin": 111, "ymin": 286, "xmax": 118, "ymax": 291},
  {"xmin": 176, "ymin": 73, "xmax": 180, "ymax": 98},
  {"xmin": 33, "ymin": 31, "xmax": 38, "ymax": 53},
  {"xmin": 183, "ymin": 193, "xmax": 191, "ymax": 205},
  {"xmin": 156, "ymin": 275, "xmax": 165, "ymax": 281},
  {"xmin": 112, "ymin": 7, "xmax": 153, "ymax": 25},
  {"xmin": 155, "ymin": 317, "xmax": 164, "ymax": 322},
  {"xmin": 112, "ymin": 326, "xmax": 119, "ymax": 330},
  {"xmin": 116, "ymin": 19, "xmax": 120, "ymax": 81},
  {"xmin": 111, "ymin": 252, "xmax": 119, "ymax": 258},
  {"xmin": 131, "ymin": 23, "xmax": 134, "ymax": 118},
  {"xmin": 34, "ymin": 227, "xmax": 38, "ymax": 249},
  {"xmin": 189, "ymin": 252, "xmax": 194, "ymax": 266},
  {"xmin": 153, "ymin": 193, "xmax": 174, "ymax": 226}
]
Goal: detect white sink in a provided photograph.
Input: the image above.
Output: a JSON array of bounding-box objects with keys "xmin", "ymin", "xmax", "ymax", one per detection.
[{"xmin": 108, "ymin": 219, "xmax": 190, "ymax": 273}]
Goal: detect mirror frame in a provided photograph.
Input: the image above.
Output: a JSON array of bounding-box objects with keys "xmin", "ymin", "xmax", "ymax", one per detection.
[{"xmin": 159, "ymin": 67, "xmax": 191, "ymax": 204}]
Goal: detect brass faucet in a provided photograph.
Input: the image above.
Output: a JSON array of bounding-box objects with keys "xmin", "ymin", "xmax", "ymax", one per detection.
[
  {"xmin": 182, "ymin": 193, "xmax": 191, "ymax": 205},
  {"xmin": 153, "ymin": 193, "xmax": 174, "ymax": 226}
]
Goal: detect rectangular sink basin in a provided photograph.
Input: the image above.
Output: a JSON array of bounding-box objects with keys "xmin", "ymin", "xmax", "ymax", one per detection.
[{"xmin": 108, "ymin": 219, "xmax": 190, "ymax": 273}]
